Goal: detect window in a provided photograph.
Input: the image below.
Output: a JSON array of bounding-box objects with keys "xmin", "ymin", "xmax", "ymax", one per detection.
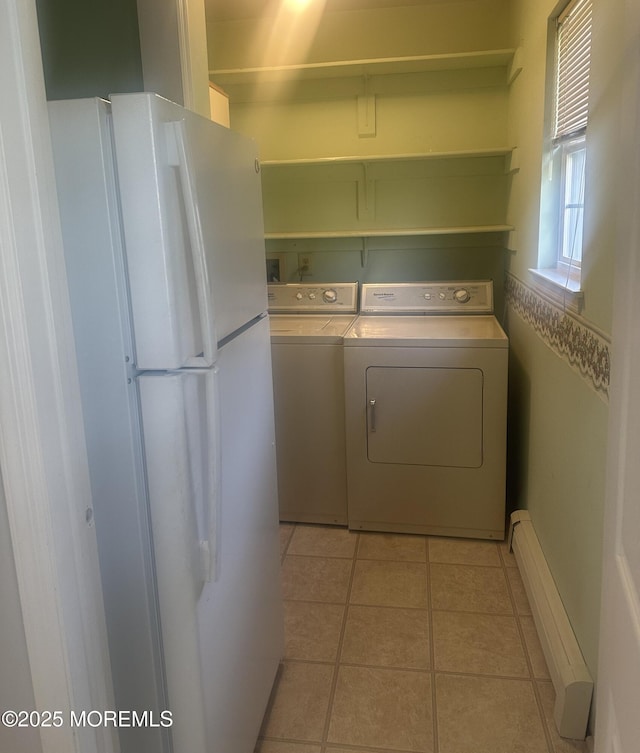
[
  {"xmin": 559, "ymin": 137, "xmax": 586, "ymax": 268},
  {"xmin": 535, "ymin": 0, "xmax": 593, "ymax": 305}
]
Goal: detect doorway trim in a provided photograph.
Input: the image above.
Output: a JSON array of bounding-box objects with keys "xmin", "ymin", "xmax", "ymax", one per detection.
[{"xmin": 0, "ymin": 2, "xmax": 117, "ymax": 752}]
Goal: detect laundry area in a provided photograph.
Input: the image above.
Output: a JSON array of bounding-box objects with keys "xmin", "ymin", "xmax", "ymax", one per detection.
[
  {"xmin": 2, "ymin": 1, "xmax": 632, "ymax": 752},
  {"xmin": 205, "ymin": 1, "xmax": 615, "ymax": 747},
  {"xmin": 208, "ymin": 0, "xmax": 610, "ymax": 746},
  {"xmin": 201, "ymin": 4, "xmax": 609, "ymax": 743}
]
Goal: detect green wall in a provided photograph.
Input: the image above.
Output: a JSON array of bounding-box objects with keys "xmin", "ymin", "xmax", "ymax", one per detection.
[
  {"xmin": 505, "ymin": 0, "xmax": 617, "ymax": 686},
  {"xmin": 506, "ymin": 313, "xmax": 608, "ymax": 675},
  {"xmin": 35, "ymin": 0, "xmax": 143, "ymax": 100}
]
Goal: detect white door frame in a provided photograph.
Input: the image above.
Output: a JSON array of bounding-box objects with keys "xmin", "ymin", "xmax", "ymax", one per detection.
[
  {"xmin": 594, "ymin": 0, "xmax": 640, "ymax": 749},
  {"xmin": 0, "ymin": 2, "xmax": 118, "ymax": 752}
]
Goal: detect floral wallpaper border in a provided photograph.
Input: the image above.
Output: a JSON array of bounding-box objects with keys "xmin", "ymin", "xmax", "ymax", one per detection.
[{"xmin": 505, "ymin": 274, "xmax": 610, "ymax": 400}]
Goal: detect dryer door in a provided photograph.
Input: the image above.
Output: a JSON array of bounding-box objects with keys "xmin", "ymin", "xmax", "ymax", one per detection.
[{"xmin": 366, "ymin": 366, "xmax": 483, "ymax": 468}]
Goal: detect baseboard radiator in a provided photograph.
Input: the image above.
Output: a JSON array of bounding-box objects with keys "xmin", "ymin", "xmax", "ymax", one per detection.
[{"xmin": 508, "ymin": 511, "xmax": 593, "ymax": 740}]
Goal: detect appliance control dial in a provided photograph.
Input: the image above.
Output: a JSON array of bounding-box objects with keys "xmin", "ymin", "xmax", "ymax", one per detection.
[
  {"xmin": 295, "ymin": 292, "xmax": 303, "ymax": 300},
  {"xmin": 323, "ymin": 288, "xmax": 338, "ymax": 303},
  {"xmin": 424, "ymin": 293, "xmax": 432, "ymax": 300},
  {"xmin": 439, "ymin": 292, "xmax": 447, "ymax": 300},
  {"xmin": 454, "ymin": 288, "xmax": 471, "ymax": 303},
  {"xmin": 308, "ymin": 293, "xmax": 316, "ymax": 300}
]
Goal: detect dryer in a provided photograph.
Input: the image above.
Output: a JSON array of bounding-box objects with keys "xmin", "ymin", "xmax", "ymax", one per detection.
[
  {"xmin": 343, "ymin": 281, "xmax": 508, "ymax": 540},
  {"xmin": 268, "ymin": 283, "xmax": 358, "ymax": 525}
]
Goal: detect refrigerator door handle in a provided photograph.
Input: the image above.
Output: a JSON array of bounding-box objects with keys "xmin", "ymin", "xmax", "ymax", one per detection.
[{"xmin": 165, "ymin": 120, "xmax": 218, "ymax": 367}]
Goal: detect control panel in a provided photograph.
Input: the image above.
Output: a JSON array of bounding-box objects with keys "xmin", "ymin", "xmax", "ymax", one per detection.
[
  {"xmin": 360, "ymin": 281, "xmax": 494, "ymax": 314},
  {"xmin": 267, "ymin": 282, "xmax": 359, "ymax": 313}
]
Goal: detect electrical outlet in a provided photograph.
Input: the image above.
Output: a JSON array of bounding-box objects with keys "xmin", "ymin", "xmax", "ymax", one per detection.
[{"xmin": 298, "ymin": 254, "xmax": 312, "ymax": 275}]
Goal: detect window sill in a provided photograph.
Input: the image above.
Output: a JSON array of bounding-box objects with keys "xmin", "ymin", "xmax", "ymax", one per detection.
[{"xmin": 529, "ymin": 268, "xmax": 584, "ymax": 314}]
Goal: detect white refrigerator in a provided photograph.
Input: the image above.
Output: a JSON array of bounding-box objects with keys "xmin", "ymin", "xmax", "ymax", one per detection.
[{"xmin": 48, "ymin": 93, "xmax": 284, "ymax": 753}]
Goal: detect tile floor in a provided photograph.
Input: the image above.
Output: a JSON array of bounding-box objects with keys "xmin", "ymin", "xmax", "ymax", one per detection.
[{"xmin": 256, "ymin": 524, "xmax": 587, "ymax": 753}]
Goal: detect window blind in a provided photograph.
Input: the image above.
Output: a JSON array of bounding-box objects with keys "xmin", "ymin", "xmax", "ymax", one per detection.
[{"xmin": 554, "ymin": 0, "xmax": 592, "ymax": 140}]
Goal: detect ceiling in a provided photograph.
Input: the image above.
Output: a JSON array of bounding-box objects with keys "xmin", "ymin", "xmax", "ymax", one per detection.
[{"xmin": 205, "ymin": 0, "xmax": 451, "ymax": 22}]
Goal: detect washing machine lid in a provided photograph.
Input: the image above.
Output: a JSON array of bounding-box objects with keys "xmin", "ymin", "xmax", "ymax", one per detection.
[
  {"xmin": 270, "ymin": 314, "xmax": 358, "ymax": 343},
  {"xmin": 344, "ymin": 315, "xmax": 508, "ymax": 348}
]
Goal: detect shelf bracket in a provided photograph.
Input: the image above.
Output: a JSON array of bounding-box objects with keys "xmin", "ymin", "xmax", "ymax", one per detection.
[
  {"xmin": 507, "ymin": 146, "xmax": 520, "ymax": 173},
  {"xmin": 360, "ymin": 237, "xmax": 370, "ymax": 267},
  {"xmin": 508, "ymin": 46, "xmax": 523, "ymax": 84},
  {"xmin": 357, "ymin": 162, "xmax": 376, "ymax": 222},
  {"xmin": 357, "ymin": 78, "xmax": 376, "ymax": 137}
]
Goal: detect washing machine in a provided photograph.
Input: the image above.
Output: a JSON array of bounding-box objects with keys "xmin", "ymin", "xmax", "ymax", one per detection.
[
  {"xmin": 343, "ymin": 281, "xmax": 508, "ymax": 540},
  {"xmin": 268, "ymin": 282, "xmax": 359, "ymax": 525}
]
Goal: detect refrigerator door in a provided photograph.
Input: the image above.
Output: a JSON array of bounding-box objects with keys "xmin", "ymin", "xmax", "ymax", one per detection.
[
  {"xmin": 138, "ymin": 318, "xmax": 283, "ymax": 753},
  {"xmin": 110, "ymin": 92, "xmax": 268, "ymax": 371},
  {"xmin": 199, "ymin": 315, "xmax": 283, "ymax": 752},
  {"xmin": 138, "ymin": 369, "xmax": 218, "ymax": 753}
]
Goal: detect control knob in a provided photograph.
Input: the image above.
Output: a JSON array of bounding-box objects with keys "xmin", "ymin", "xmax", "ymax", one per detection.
[
  {"xmin": 323, "ymin": 288, "xmax": 338, "ymax": 303},
  {"xmin": 454, "ymin": 288, "xmax": 471, "ymax": 304},
  {"xmin": 296, "ymin": 292, "xmax": 304, "ymax": 300}
]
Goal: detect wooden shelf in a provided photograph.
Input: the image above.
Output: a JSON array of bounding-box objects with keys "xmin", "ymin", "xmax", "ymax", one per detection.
[
  {"xmin": 210, "ymin": 48, "xmax": 518, "ymax": 87},
  {"xmin": 265, "ymin": 225, "xmax": 513, "ymax": 241},
  {"xmin": 214, "ymin": 48, "xmax": 522, "ymax": 252},
  {"xmin": 260, "ymin": 148, "xmax": 515, "ymax": 168}
]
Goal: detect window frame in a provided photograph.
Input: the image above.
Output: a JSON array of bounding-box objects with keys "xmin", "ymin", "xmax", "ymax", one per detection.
[
  {"xmin": 533, "ymin": 0, "xmax": 593, "ymax": 310},
  {"xmin": 557, "ymin": 134, "xmax": 586, "ymax": 273}
]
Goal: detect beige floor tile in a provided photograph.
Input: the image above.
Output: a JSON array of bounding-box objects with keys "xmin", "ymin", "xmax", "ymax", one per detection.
[
  {"xmin": 430, "ymin": 563, "xmax": 512, "ymax": 613},
  {"xmin": 432, "ymin": 611, "xmax": 528, "ymax": 677},
  {"xmin": 328, "ymin": 665, "xmax": 434, "ymax": 752},
  {"xmin": 281, "ymin": 555, "xmax": 352, "ymax": 603},
  {"xmin": 288, "ymin": 525, "xmax": 357, "ymax": 558},
  {"xmin": 520, "ymin": 615, "xmax": 551, "ymax": 679},
  {"xmin": 506, "ymin": 566, "xmax": 533, "ymax": 615},
  {"xmin": 358, "ymin": 532, "xmax": 427, "ymax": 562},
  {"xmin": 428, "ymin": 537, "xmax": 501, "ymax": 567},
  {"xmin": 350, "ymin": 560, "xmax": 428, "ymax": 608},
  {"xmin": 284, "ymin": 600, "xmax": 344, "ymax": 662},
  {"xmin": 261, "ymin": 662, "xmax": 334, "ymax": 742},
  {"xmin": 257, "ymin": 743, "xmax": 321, "ymax": 753},
  {"xmin": 436, "ymin": 674, "xmax": 548, "ymax": 753},
  {"xmin": 341, "ymin": 605, "xmax": 430, "ymax": 669},
  {"xmin": 536, "ymin": 681, "xmax": 587, "ymax": 752},
  {"xmin": 279, "ymin": 524, "xmax": 295, "ymax": 558}
]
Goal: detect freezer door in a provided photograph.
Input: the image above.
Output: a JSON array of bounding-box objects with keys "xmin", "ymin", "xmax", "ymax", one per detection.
[
  {"xmin": 138, "ymin": 369, "xmax": 221, "ymax": 753},
  {"xmin": 111, "ymin": 93, "xmax": 268, "ymax": 370}
]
